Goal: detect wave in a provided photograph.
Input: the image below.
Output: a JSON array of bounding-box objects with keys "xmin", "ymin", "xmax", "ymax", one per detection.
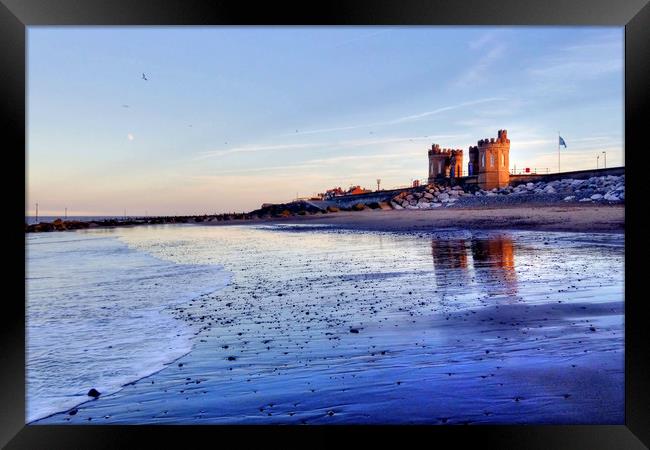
[{"xmin": 26, "ymin": 232, "xmax": 231, "ymax": 422}]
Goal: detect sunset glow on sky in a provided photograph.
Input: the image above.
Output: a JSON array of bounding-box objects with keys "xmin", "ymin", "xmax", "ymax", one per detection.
[{"xmin": 27, "ymin": 27, "xmax": 623, "ymax": 216}]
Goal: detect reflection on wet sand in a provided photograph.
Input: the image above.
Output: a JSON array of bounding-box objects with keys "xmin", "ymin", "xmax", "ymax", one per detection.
[
  {"xmin": 431, "ymin": 234, "xmax": 517, "ymax": 296},
  {"xmin": 34, "ymin": 225, "xmax": 623, "ymax": 425}
]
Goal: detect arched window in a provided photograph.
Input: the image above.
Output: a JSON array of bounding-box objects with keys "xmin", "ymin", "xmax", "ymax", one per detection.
[
  {"xmin": 501, "ymin": 153, "xmax": 505, "ymax": 167},
  {"xmin": 481, "ymin": 154, "xmax": 485, "ymax": 167},
  {"xmin": 490, "ymin": 154, "xmax": 495, "ymax": 167},
  {"xmin": 438, "ymin": 161, "xmax": 442, "ymax": 174}
]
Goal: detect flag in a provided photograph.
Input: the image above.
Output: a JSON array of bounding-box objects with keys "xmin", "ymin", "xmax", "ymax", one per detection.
[{"xmin": 559, "ymin": 136, "xmax": 567, "ymax": 148}]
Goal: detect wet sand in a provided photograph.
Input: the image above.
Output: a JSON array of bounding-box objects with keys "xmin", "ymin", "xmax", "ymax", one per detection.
[
  {"xmin": 33, "ymin": 225, "xmax": 624, "ymax": 425},
  {"xmin": 208, "ymin": 205, "xmax": 625, "ymax": 234}
]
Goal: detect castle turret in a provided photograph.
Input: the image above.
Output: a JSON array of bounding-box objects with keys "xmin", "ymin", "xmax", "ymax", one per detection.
[
  {"xmin": 428, "ymin": 144, "xmax": 463, "ymax": 182},
  {"xmin": 476, "ymin": 129, "xmax": 510, "ymax": 190}
]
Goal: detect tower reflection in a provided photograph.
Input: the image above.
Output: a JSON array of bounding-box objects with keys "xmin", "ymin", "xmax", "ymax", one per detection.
[
  {"xmin": 470, "ymin": 235, "xmax": 517, "ymax": 296},
  {"xmin": 431, "ymin": 234, "xmax": 517, "ymax": 296},
  {"xmin": 430, "ymin": 239, "xmax": 471, "ymax": 294}
]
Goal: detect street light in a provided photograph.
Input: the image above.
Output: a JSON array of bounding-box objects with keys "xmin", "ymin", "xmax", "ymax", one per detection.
[
  {"xmin": 602, "ymin": 151, "xmax": 607, "ymax": 169},
  {"xmin": 596, "ymin": 154, "xmax": 600, "ymax": 169}
]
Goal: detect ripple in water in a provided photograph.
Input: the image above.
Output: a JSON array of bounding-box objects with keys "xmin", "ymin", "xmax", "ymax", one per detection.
[{"xmin": 26, "ymin": 230, "xmax": 231, "ymax": 422}]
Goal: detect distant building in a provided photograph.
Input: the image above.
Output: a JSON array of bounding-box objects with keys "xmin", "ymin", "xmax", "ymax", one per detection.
[
  {"xmin": 347, "ymin": 185, "xmax": 372, "ymax": 195},
  {"xmin": 322, "ymin": 187, "xmax": 345, "ymax": 200},
  {"xmin": 428, "ymin": 129, "xmax": 511, "ymax": 190}
]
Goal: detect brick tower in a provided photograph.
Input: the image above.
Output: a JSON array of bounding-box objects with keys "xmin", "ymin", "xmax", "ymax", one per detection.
[
  {"xmin": 428, "ymin": 144, "xmax": 463, "ymax": 183},
  {"xmin": 476, "ymin": 129, "xmax": 510, "ymax": 190}
]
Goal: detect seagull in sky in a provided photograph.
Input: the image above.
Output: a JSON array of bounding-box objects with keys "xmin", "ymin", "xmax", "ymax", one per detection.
[
  {"xmin": 122, "ymin": 104, "xmax": 130, "ymax": 108},
  {"xmin": 142, "ymin": 73, "xmax": 148, "ymax": 81}
]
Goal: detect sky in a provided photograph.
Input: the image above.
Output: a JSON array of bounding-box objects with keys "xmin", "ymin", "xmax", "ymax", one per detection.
[{"xmin": 27, "ymin": 26, "xmax": 624, "ymax": 216}]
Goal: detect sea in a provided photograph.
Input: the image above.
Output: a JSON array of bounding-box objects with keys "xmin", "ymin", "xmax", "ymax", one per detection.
[
  {"xmin": 25, "ymin": 226, "xmax": 230, "ymax": 422},
  {"xmin": 25, "ymin": 216, "xmax": 137, "ymax": 225}
]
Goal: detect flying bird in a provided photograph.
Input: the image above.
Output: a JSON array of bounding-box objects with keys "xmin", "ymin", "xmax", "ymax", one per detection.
[
  {"xmin": 122, "ymin": 104, "xmax": 130, "ymax": 108},
  {"xmin": 142, "ymin": 73, "xmax": 148, "ymax": 81}
]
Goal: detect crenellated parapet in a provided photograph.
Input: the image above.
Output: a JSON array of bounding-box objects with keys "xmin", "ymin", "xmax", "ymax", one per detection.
[{"xmin": 478, "ymin": 129, "xmax": 510, "ymax": 149}]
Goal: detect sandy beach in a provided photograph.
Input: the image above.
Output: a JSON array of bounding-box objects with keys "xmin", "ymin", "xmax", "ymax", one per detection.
[
  {"xmin": 208, "ymin": 205, "xmax": 625, "ymax": 234},
  {"xmin": 30, "ymin": 222, "xmax": 624, "ymax": 425}
]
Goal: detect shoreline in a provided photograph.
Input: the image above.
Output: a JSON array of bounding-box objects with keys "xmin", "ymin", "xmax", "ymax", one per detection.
[
  {"xmin": 25, "ymin": 205, "xmax": 624, "ymax": 235},
  {"xmin": 206, "ymin": 205, "xmax": 625, "ymax": 234},
  {"xmin": 33, "ymin": 226, "xmax": 624, "ymax": 425}
]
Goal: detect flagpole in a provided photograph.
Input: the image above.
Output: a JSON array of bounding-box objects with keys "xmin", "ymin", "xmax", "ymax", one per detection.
[{"xmin": 558, "ymin": 131, "xmax": 560, "ymax": 173}]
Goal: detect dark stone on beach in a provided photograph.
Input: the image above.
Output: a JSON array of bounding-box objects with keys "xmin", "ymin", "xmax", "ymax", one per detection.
[
  {"xmin": 349, "ymin": 329, "xmax": 359, "ymax": 333},
  {"xmin": 87, "ymin": 388, "xmax": 101, "ymax": 398},
  {"xmin": 327, "ymin": 410, "xmax": 334, "ymax": 416},
  {"xmin": 178, "ymin": 363, "xmax": 184, "ymax": 367},
  {"xmin": 68, "ymin": 408, "xmax": 78, "ymax": 415},
  {"xmin": 589, "ymin": 327, "xmax": 596, "ymax": 332},
  {"xmin": 227, "ymin": 356, "xmax": 237, "ymax": 361}
]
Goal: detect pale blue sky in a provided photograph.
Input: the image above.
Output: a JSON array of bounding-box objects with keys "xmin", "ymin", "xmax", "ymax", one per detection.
[{"xmin": 27, "ymin": 27, "xmax": 624, "ymax": 216}]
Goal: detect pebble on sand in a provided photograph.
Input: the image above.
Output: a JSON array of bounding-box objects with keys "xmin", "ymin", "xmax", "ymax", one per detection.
[{"xmin": 87, "ymin": 388, "xmax": 101, "ymax": 398}]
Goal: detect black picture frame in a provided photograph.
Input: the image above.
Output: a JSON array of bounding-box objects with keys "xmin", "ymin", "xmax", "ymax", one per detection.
[{"xmin": 2, "ymin": 0, "xmax": 648, "ymax": 448}]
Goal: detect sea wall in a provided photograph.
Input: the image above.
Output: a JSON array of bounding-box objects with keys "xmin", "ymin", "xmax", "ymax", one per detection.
[
  {"xmin": 509, "ymin": 167, "xmax": 624, "ymax": 186},
  {"xmin": 330, "ymin": 187, "xmax": 414, "ymax": 208}
]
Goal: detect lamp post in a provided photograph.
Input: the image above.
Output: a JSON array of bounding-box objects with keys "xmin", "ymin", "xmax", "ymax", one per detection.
[
  {"xmin": 602, "ymin": 151, "xmax": 607, "ymax": 169},
  {"xmin": 596, "ymin": 154, "xmax": 600, "ymax": 169}
]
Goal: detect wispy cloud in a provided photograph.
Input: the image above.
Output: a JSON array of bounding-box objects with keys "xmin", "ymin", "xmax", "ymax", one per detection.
[
  {"xmin": 527, "ymin": 33, "xmax": 622, "ymax": 84},
  {"xmin": 203, "ymin": 150, "xmax": 424, "ymax": 176},
  {"xmin": 286, "ymin": 98, "xmax": 503, "ymax": 136},
  {"xmin": 329, "ymin": 29, "xmax": 392, "ymax": 48},
  {"xmin": 468, "ymin": 31, "xmax": 500, "ymax": 50},
  {"xmin": 453, "ymin": 44, "xmax": 506, "ymax": 88},
  {"xmin": 194, "ymin": 143, "xmax": 323, "ymax": 160},
  {"xmin": 194, "ymin": 134, "xmax": 468, "ymax": 161}
]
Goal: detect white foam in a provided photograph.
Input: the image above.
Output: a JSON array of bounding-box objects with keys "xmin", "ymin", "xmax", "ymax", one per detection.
[{"xmin": 26, "ymin": 232, "xmax": 231, "ymax": 422}]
